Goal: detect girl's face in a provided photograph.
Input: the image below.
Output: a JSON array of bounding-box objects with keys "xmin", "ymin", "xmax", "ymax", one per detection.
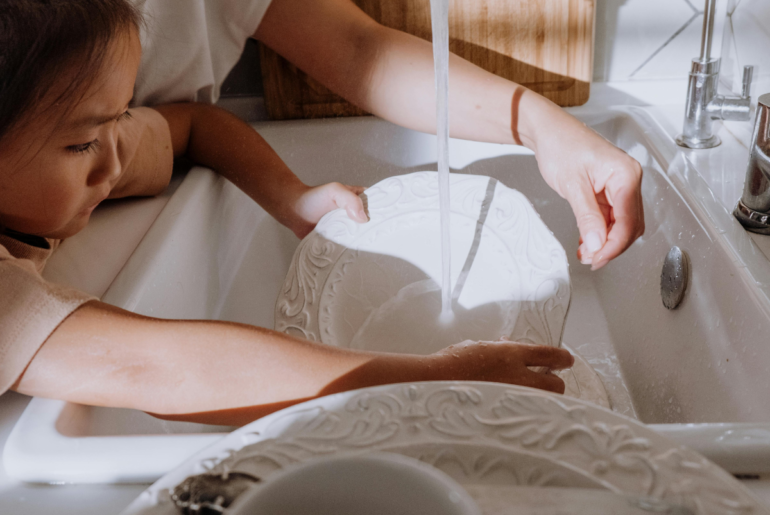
[{"xmin": 0, "ymin": 28, "xmax": 142, "ymax": 240}]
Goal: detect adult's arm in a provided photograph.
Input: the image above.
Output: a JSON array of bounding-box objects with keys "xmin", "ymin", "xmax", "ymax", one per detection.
[
  {"xmin": 13, "ymin": 301, "xmax": 572, "ymax": 425},
  {"xmin": 254, "ymin": 0, "xmax": 644, "ymax": 269}
]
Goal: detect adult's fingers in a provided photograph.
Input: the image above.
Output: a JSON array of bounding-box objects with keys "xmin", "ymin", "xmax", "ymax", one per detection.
[
  {"xmin": 564, "ymin": 178, "xmax": 608, "ymax": 266},
  {"xmin": 592, "ymin": 178, "xmax": 644, "ymax": 270}
]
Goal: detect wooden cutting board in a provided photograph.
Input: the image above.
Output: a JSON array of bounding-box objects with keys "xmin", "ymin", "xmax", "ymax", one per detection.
[{"xmin": 259, "ymin": 0, "xmax": 595, "ymax": 120}]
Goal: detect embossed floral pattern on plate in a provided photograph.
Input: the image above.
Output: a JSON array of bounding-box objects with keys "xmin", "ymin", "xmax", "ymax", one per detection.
[
  {"xmin": 275, "ymin": 172, "xmax": 571, "ymax": 352},
  {"xmin": 122, "ymin": 382, "xmax": 768, "ymax": 515}
]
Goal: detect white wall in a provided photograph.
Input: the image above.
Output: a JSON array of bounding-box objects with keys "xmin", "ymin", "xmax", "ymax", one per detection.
[
  {"xmin": 720, "ymin": 0, "xmax": 770, "ymax": 96},
  {"xmin": 594, "ymin": 0, "xmax": 770, "ymax": 96}
]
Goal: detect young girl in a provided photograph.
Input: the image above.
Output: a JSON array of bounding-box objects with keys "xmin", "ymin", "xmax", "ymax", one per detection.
[{"xmin": 0, "ymin": 0, "xmax": 573, "ymax": 426}]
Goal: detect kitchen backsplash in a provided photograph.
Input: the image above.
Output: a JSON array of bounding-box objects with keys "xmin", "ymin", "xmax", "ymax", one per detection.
[
  {"xmin": 596, "ymin": 0, "xmax": 769, "ymax": 95},
  {"xmin": 720, "ymin": 0, "xmax": 770, "ymax": 97}
]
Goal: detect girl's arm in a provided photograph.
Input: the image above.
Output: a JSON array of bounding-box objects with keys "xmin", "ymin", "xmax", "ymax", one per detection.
[
  {"xmin": 254, "ymin": 0, "xmax": 644, "ymax": 269},
  {"xmin": 13, "ymin": 301, "xmax": 572, "ymax": 426},
  {"xmin": 152, "ymin": 102, "xmax": 368, "ymax": 239}
]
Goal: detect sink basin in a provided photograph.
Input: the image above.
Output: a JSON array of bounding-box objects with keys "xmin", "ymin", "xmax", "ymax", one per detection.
[{"xmin": 7, "ymin": 110, "xmax": 770, "ymax": 483}]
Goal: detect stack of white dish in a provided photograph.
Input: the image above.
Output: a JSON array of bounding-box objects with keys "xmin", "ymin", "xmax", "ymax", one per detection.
[{"xmin": 122, "ymin": 381, "xmax": 766, "ymax": 514}]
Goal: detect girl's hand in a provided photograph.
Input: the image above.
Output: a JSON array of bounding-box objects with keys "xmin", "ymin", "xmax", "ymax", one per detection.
[
  {"xmin": 288, "ymin": 182, "xmax": 368, "ymax": 238},
  {"xmin": 152, "ymin": 102, "xmax": 369, "ymax": 241},
  {"xmin": 428, "ymin": 340, "xmax": 574, "ymax": 393}
]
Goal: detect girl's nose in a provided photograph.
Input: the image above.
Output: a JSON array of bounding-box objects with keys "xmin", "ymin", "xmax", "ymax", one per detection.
[{"xmin": 87, "ymin": 132, "xmax": 121, "ymax": 187}]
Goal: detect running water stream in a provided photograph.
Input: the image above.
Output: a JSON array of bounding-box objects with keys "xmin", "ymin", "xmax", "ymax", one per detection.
[
  {"xmin": 342, "ymin": 1, "xmax": 466, "ymax": 350},
  {"xmin": 430, "ymin": 0, "xmax": 453, "ymax": 322},
  {"xmin": 348, "ymin": 0, "xmax": 483, "ymax": 346}
]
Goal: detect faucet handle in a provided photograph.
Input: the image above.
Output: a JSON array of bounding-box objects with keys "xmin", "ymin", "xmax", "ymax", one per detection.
[{"xmin": 742, "ymin": 65, "xmax": 754, "ymax": 99}]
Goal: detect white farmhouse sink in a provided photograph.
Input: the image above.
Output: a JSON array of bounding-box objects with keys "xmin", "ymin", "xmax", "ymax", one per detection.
[{"xmin": 7, "ymin": 110, "xmax": 770, "ymax": 483}]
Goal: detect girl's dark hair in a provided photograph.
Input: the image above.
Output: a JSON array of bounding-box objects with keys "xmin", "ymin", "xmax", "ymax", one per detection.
[{"xmin": 0, "ymin": 0, "xmax": 141, "ymax": 141}]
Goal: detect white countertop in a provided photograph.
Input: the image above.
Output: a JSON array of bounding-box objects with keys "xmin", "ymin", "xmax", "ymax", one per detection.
[{"xmin": 3, "ymin": 80, "xmax": 770, "ymax": 513}]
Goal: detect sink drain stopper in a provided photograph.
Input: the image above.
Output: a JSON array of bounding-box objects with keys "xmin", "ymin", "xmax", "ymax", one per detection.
[{"xmin": 661, "ymin": 246, "xmax": 689, "ymax": 310}]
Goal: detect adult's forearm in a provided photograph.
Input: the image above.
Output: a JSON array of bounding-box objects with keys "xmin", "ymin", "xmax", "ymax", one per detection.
[
  {"xmin": 255, "ymin": 0, "xmax": 564, "ymax": 152},
  {"xmin": 355, "ymin": 26, "xmax": 543, "ymax": 148}
]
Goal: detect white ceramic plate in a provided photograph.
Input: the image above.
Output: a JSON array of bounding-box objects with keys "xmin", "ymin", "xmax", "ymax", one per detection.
[
  {"xmin": 273, "ymin": 171, "xmax": 611, "ymax": 407},
  {"xmin": 275, "ymin": 172, "xmax": 571, "ymax": 353},
  {"xmin": 121, "ymin": 381, "xmax": 767, "ymax": 515}
]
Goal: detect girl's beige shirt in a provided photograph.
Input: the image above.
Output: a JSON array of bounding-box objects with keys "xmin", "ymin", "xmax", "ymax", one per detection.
[
  {"xmin": 0, "ymin": 107, "xmax": 173, "ymax": 395},
  {"xmin": 0, "ymin": 236, "xmax": 94, "ymax": 395}
]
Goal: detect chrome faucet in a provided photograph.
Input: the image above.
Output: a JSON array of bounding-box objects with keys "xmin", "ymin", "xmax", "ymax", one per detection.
[
  {"xmin": 734, "ymin": 93, "xmax": 770, "ymax": 233},
  {"xmin": 676, "ymin": 0, "xmax": 754, "ymax": 149}
]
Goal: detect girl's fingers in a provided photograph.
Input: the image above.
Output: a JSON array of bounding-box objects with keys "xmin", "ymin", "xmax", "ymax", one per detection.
[
  {"xmin": 518, "ymin": 369, "xmax": 566, "ymax": 394},
  {"xmin": 517, "ymin": 344, "xmax": 574, "ymax": 370},
  {"xmin": 331, "ymin": 184, "xmax": 368, "ymax": 223},
  {"xmin": 345, "ymin": 184, "xmax": 366, "ymax": 195}
]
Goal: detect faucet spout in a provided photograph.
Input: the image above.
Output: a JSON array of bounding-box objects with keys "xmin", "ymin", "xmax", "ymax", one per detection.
[{"xmin": 734, "ymin": 93, "xmax": 770, "ymax": 233}]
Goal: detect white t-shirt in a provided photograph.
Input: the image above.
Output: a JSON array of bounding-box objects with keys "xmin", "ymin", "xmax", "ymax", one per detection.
[{"xmin": 131, "ymin": 0, "xmax": 273, "ymax": 106}]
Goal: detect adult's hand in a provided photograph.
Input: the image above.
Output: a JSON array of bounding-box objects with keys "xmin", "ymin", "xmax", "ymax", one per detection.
[{"xmin": 520, "ymin": 98, "xmax": 645, "ymax": 270}]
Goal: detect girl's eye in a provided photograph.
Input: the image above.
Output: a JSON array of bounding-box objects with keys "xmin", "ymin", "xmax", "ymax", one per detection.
[{"xmin": 66, "ymin": 140, "xmax": 99, "ymax": 154}]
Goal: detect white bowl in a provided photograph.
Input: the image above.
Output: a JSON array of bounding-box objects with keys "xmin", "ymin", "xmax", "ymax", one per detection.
[{"xmin": 227, "ymin": 452, "xmax": 481, "ymax": 515}]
